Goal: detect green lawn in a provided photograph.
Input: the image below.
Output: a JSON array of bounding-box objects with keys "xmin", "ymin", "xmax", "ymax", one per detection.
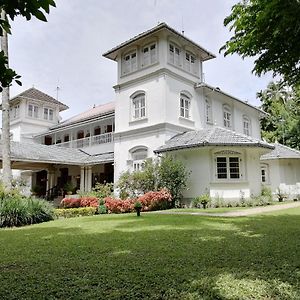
[{"xmin": 0, "ymin": 208, "xmax": 300, "ymax": 299}]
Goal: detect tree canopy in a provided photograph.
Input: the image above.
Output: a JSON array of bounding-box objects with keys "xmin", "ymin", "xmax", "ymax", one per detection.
[
  {"xmin": 0, "ymin": 0, "xmax": 56, "ymax": 91},
  {"xmin": 258, "ymin": 81, "xmax": 300, "ymax": 149},
  {"xmin": 221, "ymin": 0, "xmax": 300, "ymax": 87}
]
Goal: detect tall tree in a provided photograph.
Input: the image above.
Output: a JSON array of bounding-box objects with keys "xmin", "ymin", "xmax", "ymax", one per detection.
[
  {"xmin": 0, "ymin": 1, "xmax": 56, "ymax": 190},
  {"xmin": 1, "ymin": 9, "xmax": 11, "ymax": 189},
  {"xmin": 258, "ymin": 82, "xmax": 300, "ymax": 149},
  {"xmin": 220, "ymin": 0, "xmax": 300, "ymax": 87}
]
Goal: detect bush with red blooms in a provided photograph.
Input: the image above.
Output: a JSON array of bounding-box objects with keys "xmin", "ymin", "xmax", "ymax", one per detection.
[
  {"xmin": 138, "ymin": 188, "xmax": 172, "ymax": 211},
  {"xmin": 104, "ymin": 189, "xmax": 172, "ymax": 214},
  {"xmin": 61, "ymin": 197, "xmax": 99, "ymax": 209},
  {"xmin": 104, "ymin": 197, "xmax": 134, "ymax": 214}
]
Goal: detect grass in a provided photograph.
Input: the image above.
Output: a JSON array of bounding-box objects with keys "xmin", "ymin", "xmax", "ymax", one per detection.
[{"xmin": 0, "ymin": 208, "xmax": 300, "ymax": 299}]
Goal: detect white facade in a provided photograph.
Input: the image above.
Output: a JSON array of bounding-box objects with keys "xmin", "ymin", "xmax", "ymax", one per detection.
[{"xmin": 5, "ymin": 23, "xmax": 299, "ymax": 202}]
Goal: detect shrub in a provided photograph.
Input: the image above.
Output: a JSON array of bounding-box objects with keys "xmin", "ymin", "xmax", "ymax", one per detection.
[
  {"xmin": 138, "ymin": 189, "xmax": 172, "ymax": 211},
  {"xmin": 91, "ymin": 182, "xmax": 114, "ymax": 199},
  {"xmin": 0, "ymin": 196, "xmax": 54, "ymax": 228},
  {"xmin": 117, "ymin": 156, "xmax": 190, "ymax": 206},
  {"xmin": 61, "ymin": 198, "xmax": 81, "ymax": 208},
  {"xmin": 104, "ymin": 189, "xmax": 172, "ymax": 214},
  {"xmin": 55, "ymin": 207, "xmax": 97, "ymax": 218},
  {"xmin": 80, "ymin": 197, "xmax": 99, "ymax": 208},
  {"xmin": 61, "ymin": 197, "xmax": 99, "ymax": 208},
  {"xmin": 193, "ymin": 194, "xmax": 211, "ymax": 209},
  {"xmin": 98, "ymin": 204, "xmax": 107, "ymax": 214},
  {"xmin": 104, "ymin": 197, "xmax": 134, "ymax": 214},
  {"xmin": 261, "ymin": 186, "xmax": 273, "ymax": 202}
]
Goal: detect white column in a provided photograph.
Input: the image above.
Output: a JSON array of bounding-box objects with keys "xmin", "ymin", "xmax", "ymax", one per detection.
[
  {"xmin": 86, "ymin": 166, "xmax": 92, "ymax": 192},
  {"xmin": 80, "ymin": 166, "xmax": 85, "ymax": 191}
]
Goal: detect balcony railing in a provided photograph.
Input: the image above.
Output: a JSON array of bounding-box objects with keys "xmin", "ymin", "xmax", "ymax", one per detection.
[{"xmin": 55, "ymin": 132, "xmax": 114, "ymax": 149}]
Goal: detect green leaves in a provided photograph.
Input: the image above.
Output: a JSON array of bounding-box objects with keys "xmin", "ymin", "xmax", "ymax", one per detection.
[
  {"xmin": 0, "ymin": 51, "xmax": 22, "ymax": 92},
  {"xmin": 221, "ymin": 0, "xmax": 300, "ymax": 87},
  {"xmin": 258, "ymin": 81, "xmax": 300, "ymax": 149}
]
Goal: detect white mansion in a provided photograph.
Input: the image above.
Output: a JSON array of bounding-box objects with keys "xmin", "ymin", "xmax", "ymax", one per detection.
[{"xmin": 3, "ymin": 23, "xmax": 300, "ymax": 201}]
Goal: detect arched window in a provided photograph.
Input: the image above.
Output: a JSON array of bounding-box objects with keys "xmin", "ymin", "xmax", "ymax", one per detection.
[
  {"xmin": 130, "ymin": 147, "xmax": 148, "ymax": 172},
  {"xmin": 77, "ymin": 130, "xmax": 84, "ymax": 139},
  {"xmin": 132, "ymin": 93, "xmax": 146, "ymax": 120},
  {"xmin": 205, "ymin": 97, "xmax": 213, "ymax": 123},
  {"xmin": 223, "ymin": 105, "xmax": 232, "ymax": 128},
  {"xmin": 94, "ymin": 126, "xmax": 101, "ymax": 136},
  {"xmin": 243, "ymin": 115, "xmax": 251, "ymax": 136},
  {"xmin": 180, "ymin": 93, "xmax": 191, "ymax": 119}
]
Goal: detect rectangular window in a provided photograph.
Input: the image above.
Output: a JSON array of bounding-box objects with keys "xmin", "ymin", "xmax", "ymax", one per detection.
[
  {"xmin": 180, "ymin": 96, "xmax": 190, "ymax": 119},
  {"xmin": 261, "ymin": 169, "xmax": 266, "ymax": 183},
  {"xmin": 142, "ymin": 43, "xmax": 157, "ymax": 67},
  {"xmin": 44, "ymin": 108, "xmax": 54, "ymax": 120},
  {"xmin": 216, "ymin": 156, "xmax": 240, "ymax": 180},
  {"xmin": 243, "ymin": 118, "xmax": 250, "ymax": 135},
  {"xmin": 185, "ymin": 52, "xmax": 196, "ymax": 73},
  {"xmin": 223, "ymin": 110, "xmax": 231, "ymax": 128},
  {"xmin": 28, "ymin": 104, "xmax": 39, "ymax": 118},
  {"xmin": 123, "ymin": 51, "xmax": 137, "ymax": 74},
  {"xmin": 169, "ymin": 44, "xmax": 181, "ymax": 66}
]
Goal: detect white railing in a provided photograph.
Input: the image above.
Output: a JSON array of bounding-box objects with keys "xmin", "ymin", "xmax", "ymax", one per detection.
[{"xmin": 54, "ymin": 132, "xmax": 114, "ymax": 149}]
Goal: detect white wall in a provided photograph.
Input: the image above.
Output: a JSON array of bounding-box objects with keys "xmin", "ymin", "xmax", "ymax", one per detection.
[{"xmin": 174, "ymin": 147, "xmax": 263, "ymax": 201}]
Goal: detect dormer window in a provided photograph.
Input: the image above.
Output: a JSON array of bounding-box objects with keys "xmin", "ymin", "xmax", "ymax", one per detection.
[
  {"xmin": 122, "ymin": 51, "xmax": 137, "ymax": 75},
  {"xmin": 28, "ymin": 104, "xmax": 39, "ymax": 118},
  {"xmin": 223, "ymin": 105, "xmax": 232, "ymax": 128},
  {"xmin": 169, "ymin": 44, "xmax": 181, "ymax": 67},
  {"xmin": 44, "ymin": 108, "xmax": 54, "ymax": 121},
  {"xmin": 142, "ymin": 43, "xmax": 157, "ymax": 67}
]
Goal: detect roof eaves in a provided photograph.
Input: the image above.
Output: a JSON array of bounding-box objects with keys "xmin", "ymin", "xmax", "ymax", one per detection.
[
  {"xmin": 196, "ymin": 82, "xmax": 266, "ymax": 115},
  {"xmin": 103, "ymin": 22, "xmax": 216, "ymax": 61}
]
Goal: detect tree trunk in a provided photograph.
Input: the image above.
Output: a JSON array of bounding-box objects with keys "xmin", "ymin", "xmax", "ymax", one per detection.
[{"xmin": 1, "ymin": 9, "xmax": 12, "ymax": 190}]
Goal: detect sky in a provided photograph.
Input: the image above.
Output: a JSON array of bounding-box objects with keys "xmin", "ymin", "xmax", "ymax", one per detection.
[{"xmin": 7, "ymin": 0, "xmax": 273, "ymax": 120}]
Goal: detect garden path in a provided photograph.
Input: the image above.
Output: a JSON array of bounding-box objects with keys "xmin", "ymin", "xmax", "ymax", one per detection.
[{"xmin": 155, "ymin": 202, "xmax": 300, "ymax": 217}]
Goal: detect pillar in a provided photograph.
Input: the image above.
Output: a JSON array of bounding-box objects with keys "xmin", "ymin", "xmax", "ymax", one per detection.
[
  {"xmin": 86, "ymin": 166, "xmax": 92, "ymax": 192},
  {"xmin": 80, "ymin": 166, "xmax": 85, "ymax": 191}
]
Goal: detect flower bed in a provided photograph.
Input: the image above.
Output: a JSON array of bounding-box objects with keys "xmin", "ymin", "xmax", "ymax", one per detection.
[{"xmin": 104, "ymin": 189, "xmax": 172, "ymax": 214}]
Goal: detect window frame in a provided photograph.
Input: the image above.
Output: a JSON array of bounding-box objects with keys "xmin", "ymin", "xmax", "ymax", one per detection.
[
  {"xmin": 122, "ymin": 50, "xmax": 137, "ymax": 75},
  {"xmin": 28, "ymin": 103, "xmax": 39, "ymax": 118},
  {"xmin": 131, "ymin": 92, "xmax": 146, "ymax": 121},
  {"xmin": 185, "ymin": 51, "xmax": 197, "ymax": 74},
  {"xmin": 214, "ymin": 151, "xmax": 243, "ymax": 181},
  {"xmin": 260, "ymin": 164, "xmax": 269, "ymax": 184},
  {"xmin": 180, "ymin": 93, "xmax": 191, "ymax": 119},
  {"xmin": 243, "ymin": 115, "xmax": 251, "ymax": 136},
  {"xmin": 141, "ymin": 42, "xmax": 157, "ymax": 67},
  {"xmin": 169, "ymin": 43, "xmax": 181, "ymax": 67},
  {"xmin": 130, "ymin": 147, "xmax": 148, "ymax": 172},
  {"xmin": 205, "ymin": 97, "xmax": 213, "ymax": 124},
  {"xmin": 43, "ymin": 107, "xmax": 54, "ymax": 121},
  {"xmin": 223, "ymin": 105, "xmax": 232, "ymax": 129}
]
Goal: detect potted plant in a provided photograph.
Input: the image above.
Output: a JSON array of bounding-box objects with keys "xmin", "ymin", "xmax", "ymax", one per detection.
[
  {"xmin": 193, "ymin": 194, "xmax": 211, "ymax": 209},
  {"xmin": 276, "ymin": 188, "xmax": 287, "ymax": 202},
  {"xmin": 134, "ymin": 201, "xmax": 142, "ymax": 216}
]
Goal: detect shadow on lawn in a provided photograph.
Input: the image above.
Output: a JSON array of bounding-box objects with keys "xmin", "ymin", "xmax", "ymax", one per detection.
[{"xmin": 0, "ymin": 213, "xmax": 299, "ymax": 300}]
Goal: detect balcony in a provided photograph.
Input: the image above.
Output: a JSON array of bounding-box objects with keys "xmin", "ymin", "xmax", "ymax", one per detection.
[{"xmin": 55, "ymin": 132, "xmax": 114, "ymax": 152}]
